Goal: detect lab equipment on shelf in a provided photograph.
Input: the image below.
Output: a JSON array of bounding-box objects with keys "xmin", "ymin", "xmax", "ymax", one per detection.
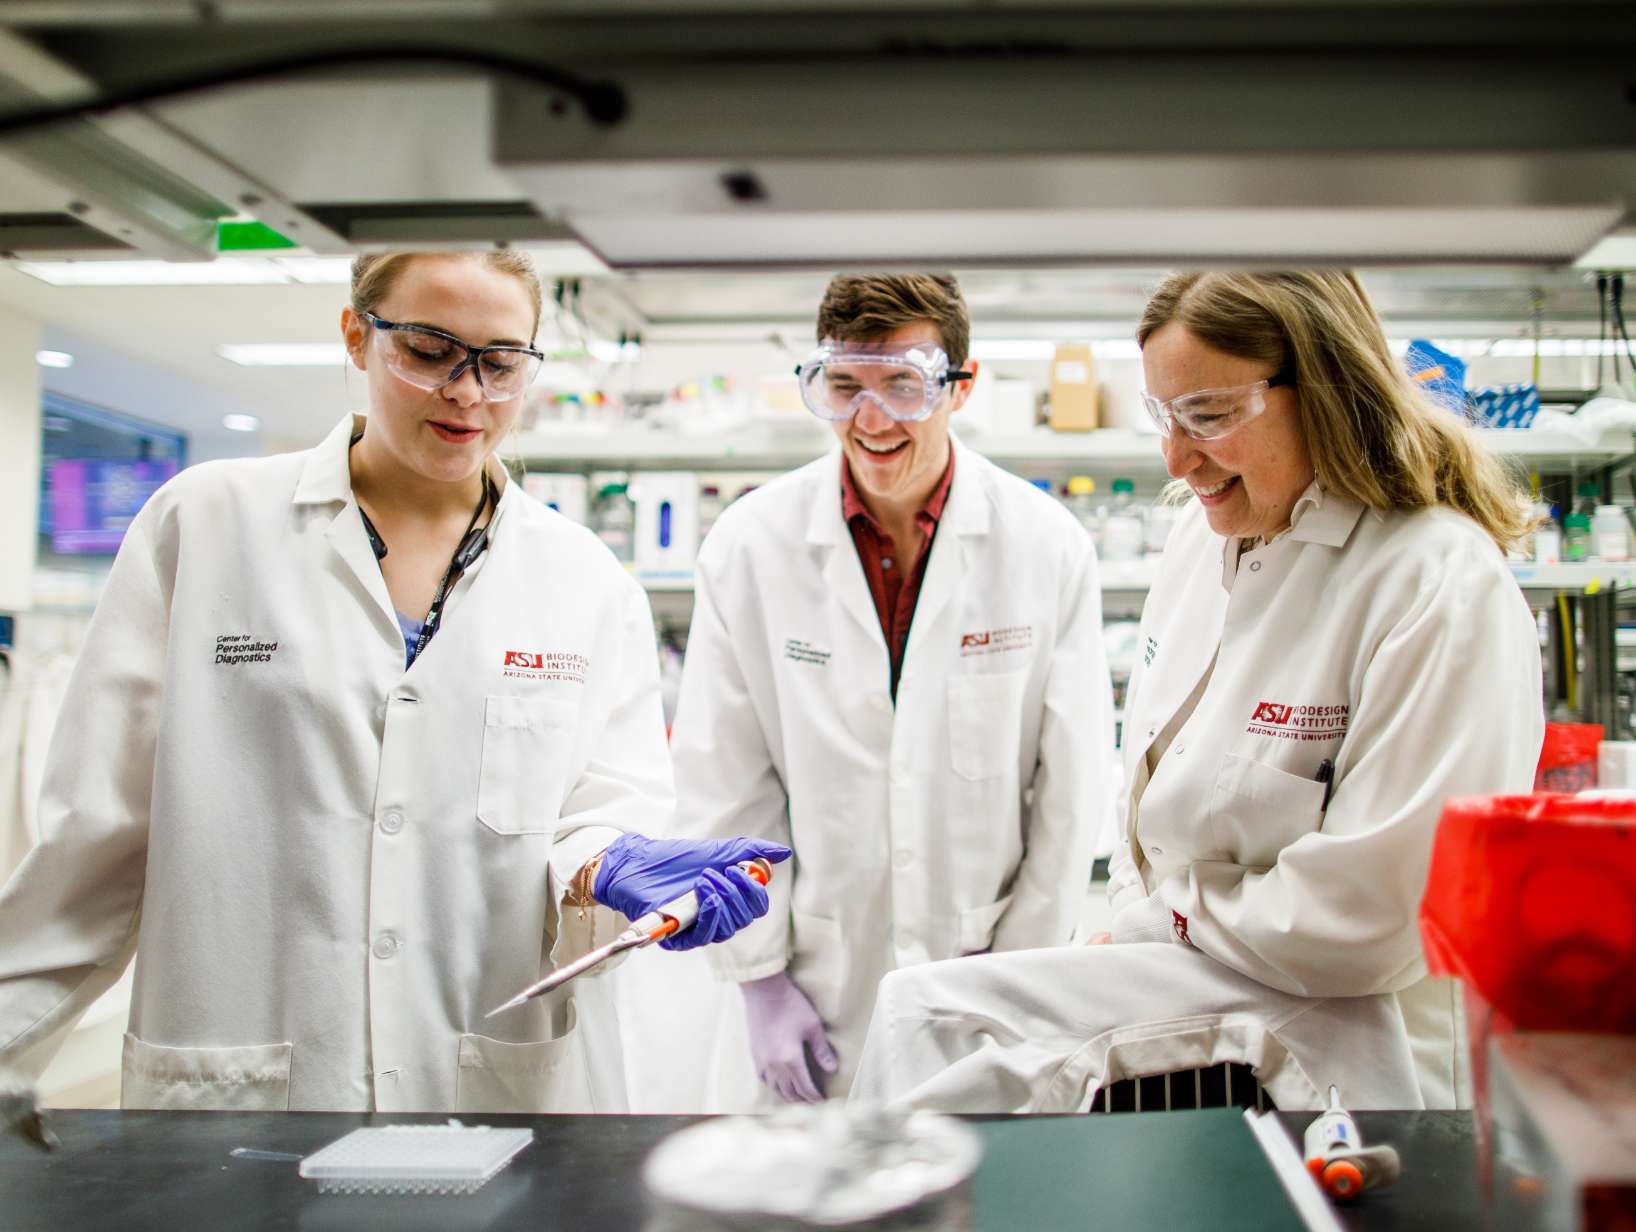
[
  {"xmin": 1100, "ymin": 478, "xmax": 1146, "ymax": 563},
  {"xmin": 522, "ymin": 472, "xmax": 589, "ymax": 525},
  {"xmin": 631, "ymin": 472, "xmax": 700, "ymax": 572},
  {"xmin": 593, "ymin": 481, "xmax": 635, "ymax": 563}
]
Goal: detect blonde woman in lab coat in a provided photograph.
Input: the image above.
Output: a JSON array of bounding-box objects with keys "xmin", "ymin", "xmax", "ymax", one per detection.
[
  {"xmin": 852, "ymin": 271, "xmax": 1544, "ymax": 1113},
  {"xmin": 0, "ymin": 251, "xmax": 785, "ymax": 1115}
]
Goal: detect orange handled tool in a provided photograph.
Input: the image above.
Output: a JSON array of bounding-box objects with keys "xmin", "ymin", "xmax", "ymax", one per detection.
[
  {"xmin": 1303, "ymin": 1086, "xmax": 1400, "ymax": 1201},
  {"xmin": 485, "ymin": 857, "xmax": 774, "ymax": 1019}
]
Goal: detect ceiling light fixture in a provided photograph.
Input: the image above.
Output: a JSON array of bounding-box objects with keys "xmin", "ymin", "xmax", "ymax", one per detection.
[
  {"xmin": 222, "ymin": 414, "xmax": 261, "ymax": 433},
  {"xmin": 217, "ymin": 343, "xmax": 348, "ymax": 367},
  {"xmin": 35, "ymin": 349, "xmax": 73, "ymax": 368},
  {"xmin": 15, "ymin": 256, "xmax": 355, "ymax": 287}
]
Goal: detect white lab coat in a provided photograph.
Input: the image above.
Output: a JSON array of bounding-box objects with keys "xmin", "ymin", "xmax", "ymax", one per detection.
[
  {"xmin": 668, "ymin": 439, "xmax": 1114, "ymax": 1098},
  {"xmin": 0, "ymin": 415, "xmax": 674, "ymax": 1113},
  {"xmin": 852, "ymin": 485, "xmax": 1543, "ymax": 1112}
]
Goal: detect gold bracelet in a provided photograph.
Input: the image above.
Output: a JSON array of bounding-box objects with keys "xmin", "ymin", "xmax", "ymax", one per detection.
[{"xmin": 568, "ymin": 851, "xmax": 606, "ymax": 922}]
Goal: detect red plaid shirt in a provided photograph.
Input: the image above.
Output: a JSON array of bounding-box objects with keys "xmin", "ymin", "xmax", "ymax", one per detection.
[{"xmin": 841, "ymin": 448, "xmax": 956, "ymax": 698}]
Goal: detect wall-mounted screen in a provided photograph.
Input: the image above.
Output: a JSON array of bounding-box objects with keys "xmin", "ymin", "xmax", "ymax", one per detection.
[{"xmin": 39, "ymin": 393, "xmax": 187, "ymax": 558}]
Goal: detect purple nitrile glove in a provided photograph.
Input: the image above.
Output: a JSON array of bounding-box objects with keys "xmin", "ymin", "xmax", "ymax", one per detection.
[
  {"xmin": 592, "ymin": 833, "xmax": 791, "ymax": 952},
  {"xmin": 741, "ymin": 971, "xmax": 839, "ymax": 1103}
]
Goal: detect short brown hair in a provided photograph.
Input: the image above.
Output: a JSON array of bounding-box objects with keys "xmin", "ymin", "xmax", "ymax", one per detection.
[
  {"xmin": 815, "ymin": 273, "xmax": 971, "ymax": 366},
  {"xmin": 351, "ymin": 251, "xmax": 544, "ymax": 340}
]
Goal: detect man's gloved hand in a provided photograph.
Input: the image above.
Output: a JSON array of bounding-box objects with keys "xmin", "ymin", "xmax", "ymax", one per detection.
[
  {"xmin": 592, "ymin": 834, "xmax": 791, "ymax": 952},
  {"xmin": 741, "ymin": 971, "xmax": 838, "ymax": 1103}
]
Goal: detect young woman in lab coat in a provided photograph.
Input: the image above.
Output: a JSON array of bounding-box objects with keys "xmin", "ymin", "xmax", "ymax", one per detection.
[
  {"xmin": 0, "ymin": 251, "xmax": 785, "ymax": 1114},
  {"xmin": 851, "ymin": 270, "xmax": 1544, "ymax": 1113}
]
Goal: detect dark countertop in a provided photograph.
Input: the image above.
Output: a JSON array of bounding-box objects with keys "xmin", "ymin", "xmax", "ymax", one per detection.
[{"xmin": 0, "ymin": 1108, "xmax": 1482, "ymax": 1231}]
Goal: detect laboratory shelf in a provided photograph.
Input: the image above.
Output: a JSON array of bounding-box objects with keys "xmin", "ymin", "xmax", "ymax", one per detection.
[
  {"xmin": 638, "ymin": 560, "xmax": 1636, "ymax": 597},
  {"xmin": 1509, "ymin": 562, "xmax": 1636, "ymax": 591},
  {"xmin": 521, "ymin": 424, "xmax": 1635, "ymax": 476},
  {"xmin": 634, "ymin": 564, "xmax": 1161, "ymax": 594}
]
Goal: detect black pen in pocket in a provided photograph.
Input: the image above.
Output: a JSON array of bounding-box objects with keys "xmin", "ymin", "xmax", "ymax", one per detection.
[{"xmin": 1316, "ymin": 758, "xmax": 1336, "ymax": 812}]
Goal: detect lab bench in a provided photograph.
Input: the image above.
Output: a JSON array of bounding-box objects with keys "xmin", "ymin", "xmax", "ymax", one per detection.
[{"xmin": 0, "ymin": 1108, "xmax": 1482, "ymax": 1230}]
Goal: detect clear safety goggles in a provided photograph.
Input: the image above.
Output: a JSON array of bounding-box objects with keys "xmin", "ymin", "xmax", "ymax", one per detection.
[
  {"xmin": 365, "ymin": 312, "xmax": 545, "ymax": 403},
  {"xmin": 795, "ymin": 341, "xmax": 972, "ymax": 423},
  {"xmin": 1140, "ymin": 372, "xmax": 1293, "ymax": 441}
]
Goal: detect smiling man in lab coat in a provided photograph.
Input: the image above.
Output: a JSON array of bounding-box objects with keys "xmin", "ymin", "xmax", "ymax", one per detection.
[{"xmin": 667, "ymin": 273, "xmax": 1115, "ymax": 1103}]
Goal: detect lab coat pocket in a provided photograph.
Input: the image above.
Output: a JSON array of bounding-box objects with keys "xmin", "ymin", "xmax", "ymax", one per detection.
[
  {"xmin": 121, "ymin": 1034, "xmax": 292, "ymax": 1111},
  {"xmin": 456, "ymin": 1000, "xmax": 594, "ymax": 1113},
  {"xmin": 1207, "ymin": 754, "xmax": 1327, "ymax": 868},
  {"xmin": 477, "ymin": 694, "xmax": 579, "ymax": 836},
  {"xmin": 947, "ymin": 671, "xmax": 1027, "ymax": 781},
  {"xmin": 790, "ymin": 911, "xmax": 846, "ymax": 1010},
  {"xmin": 957, "ymin": 894, "xmax": 1014, "ymax": 955}
]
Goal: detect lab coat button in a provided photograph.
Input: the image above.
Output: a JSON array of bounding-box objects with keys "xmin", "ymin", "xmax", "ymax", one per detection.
[
  {"xmin": 893, "ymin": 848, "xmax": 913, "ymax": 871},
  {"xmin": 1249, "ymin": 560, "xmax": 1263, "ymax": 573},
  {"xmin": 380, "ymin": 810, "xmax": 404, "ymax": 834},
  {"xmin": 372, "ymin": 932, "xmax": 400, "ymax": 960},
  {"xmin": 1150, "ymin": 844, "xmax": 1164, "ymax": 856}
]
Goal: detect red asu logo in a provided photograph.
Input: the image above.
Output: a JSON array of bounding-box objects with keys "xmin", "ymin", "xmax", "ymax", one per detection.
[
  {"xmin": 959, "ymin": 625, "xmax": 1034, "ymax": 657},
  {"xmin": 501, "ymin": 648, "xmax": 590, "ymax": 683},
  {"xmin": 1171, "ymin": 910, "xmax": 1192, "ymax": 946},
  {"xmin": 1247, "ymin": 699, "xmax": 1350, "ymax": 742}
]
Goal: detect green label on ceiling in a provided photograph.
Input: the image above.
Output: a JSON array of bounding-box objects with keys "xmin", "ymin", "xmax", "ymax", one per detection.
[{"xmin": 217, "ymin": 220, "xmax": 296, "ymax": 251}]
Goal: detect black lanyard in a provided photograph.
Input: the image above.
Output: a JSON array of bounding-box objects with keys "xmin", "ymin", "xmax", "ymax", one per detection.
[{"xmin": 356, "ymin": 463, "xmax": 495, "ymax": 665}]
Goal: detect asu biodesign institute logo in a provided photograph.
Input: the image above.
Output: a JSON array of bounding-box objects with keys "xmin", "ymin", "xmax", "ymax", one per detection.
[
  {"xmin": 959, "ymin": 625, "xmax": 1034, "ymax": 657},
  {"xmin": 1247, "ymin": 700, "xmax": 1349, "ymax": 742},
  {"xmin": 502, "ymin": 649, "xmax": 589, "ymax": 684}
]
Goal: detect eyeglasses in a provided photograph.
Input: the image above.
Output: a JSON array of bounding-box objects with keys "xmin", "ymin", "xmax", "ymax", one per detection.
[
  {"xmin": 1140, "ymin": 372, "xmax": 1295, "ymax": 441},
  {"xmin": 364, "ymin": 312, "xmax": 545, "ymax": 402},
  {"xmin": 795, "ymin": 341, "xmax": 972, "ymax": 423}
]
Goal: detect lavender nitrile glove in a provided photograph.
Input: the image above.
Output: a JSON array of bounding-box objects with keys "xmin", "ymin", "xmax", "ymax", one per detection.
[{"xmin": 740, "ymin": 971, "xmax": 839, "ymax": 1103}]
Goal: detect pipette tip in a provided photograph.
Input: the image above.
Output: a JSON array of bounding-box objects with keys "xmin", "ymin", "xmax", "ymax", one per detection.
[{"xmin": 484, "ymin": 995, "xmax": 526, "ymax": 1020}]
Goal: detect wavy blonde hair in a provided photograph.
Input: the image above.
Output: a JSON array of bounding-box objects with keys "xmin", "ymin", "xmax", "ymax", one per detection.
[
  {"xmin": 1137, "ymin": 271, "xmax": 1530, "ymax": 552},
  {"xmin": 351, "ymin": 250, "xmax": 544, "ymax": 340}
]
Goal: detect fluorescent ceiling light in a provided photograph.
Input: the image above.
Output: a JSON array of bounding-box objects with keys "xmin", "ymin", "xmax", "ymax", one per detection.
[
  {"xmin": 269, "ymin": 257, "xmax": 355, "ymax": 284},
  {"xmin": 18, "ymin": 259, "xmax": 289, "ymax": 287},
  {"xmin": 1573, "ymin": 232, "xmax": 1636, "ymax": 270},
  {"xmin": 222, "ymin": 414, "xmax": 261, "ymax": 433},
  {"xmin": 217, "ymin": 343, "xmax": 347, "ymax": 367},
  {"xmin": 15, "ymin": 256, "xmax": 355, "ymax": 287},
  {"xmin": 522, "ymin": 240, "xmax": 611, "ymax": 277},
  {"xmin": 35, "ymin": 349, "xmax": 73, "ymax": 368}
]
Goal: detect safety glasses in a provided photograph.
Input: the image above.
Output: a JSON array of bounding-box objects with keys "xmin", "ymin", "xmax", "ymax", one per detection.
[
  {"xmin": 365, "ymin": 313, "xmax": 545, "ymax": 402},
  {"xmin": 1140, "ymin": 372, "xmax": 1294, "ymax": 441},
  {"xmin": 795, "ymin": 341, "xmax": 972, "ymax": 423}
]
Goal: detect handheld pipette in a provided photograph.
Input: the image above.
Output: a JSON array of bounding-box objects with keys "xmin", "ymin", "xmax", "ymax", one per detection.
[
  {"xmin": 485, "ymin": 857, "xmax": 774, "ymax": 1019},
  {"xmin": 1303, "ymin": 1085, "xmax": 1401, "ymax": 1201}
]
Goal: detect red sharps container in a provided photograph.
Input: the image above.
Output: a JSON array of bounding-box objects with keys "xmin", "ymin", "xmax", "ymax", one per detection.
[{"xmin": 1420, "ymin": 793, "xmax": 1636, "ymax": 1230}]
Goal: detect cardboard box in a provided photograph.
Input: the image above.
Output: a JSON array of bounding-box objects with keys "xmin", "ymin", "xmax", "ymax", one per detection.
[{"xmin": 1048, "ymin": 344, "xmax": 1099, "ymax": 432}]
